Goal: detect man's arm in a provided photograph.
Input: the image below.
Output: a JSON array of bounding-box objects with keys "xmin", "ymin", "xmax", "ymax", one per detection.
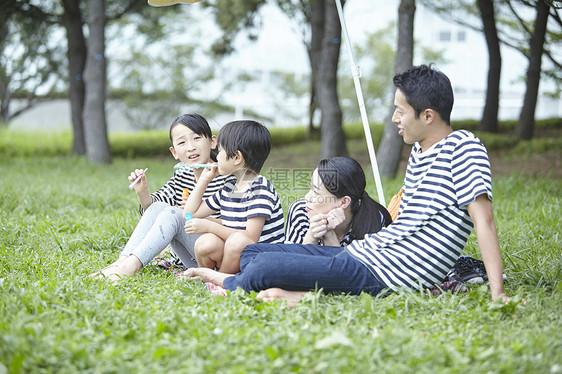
[{"xmin": 466, "ymin": 194, "xmax": 510, "ymax": 302}]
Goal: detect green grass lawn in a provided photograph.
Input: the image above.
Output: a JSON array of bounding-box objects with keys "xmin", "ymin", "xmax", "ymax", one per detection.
[{"xmin": 1, "ymin": 143, "xmax": 561, "ymax": 372}]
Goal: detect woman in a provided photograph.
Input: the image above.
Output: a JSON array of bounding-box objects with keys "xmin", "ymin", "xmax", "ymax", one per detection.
[{"xmin": 184, "ymin": 157, "xmax": 391, "ymax": 304}]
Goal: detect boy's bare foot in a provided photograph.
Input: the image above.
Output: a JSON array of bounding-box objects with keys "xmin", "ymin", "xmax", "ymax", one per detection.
[
  {"xmin": 89, "ymin": 255, "xmax": 142, "ymax": 281},
  {"xmin": 178, "ymin": 267, "xmax": 231, "ymax": 288},
  {"xmin": 257, "ymin": 288, "xmax": 308, "ymax": 308}
]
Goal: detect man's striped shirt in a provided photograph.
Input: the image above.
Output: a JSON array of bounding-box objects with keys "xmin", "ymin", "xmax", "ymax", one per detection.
[
  {"xmin": 206, "ymin": 175, "xmax": 285, "ymax": 243},
  {"xmin": 347, "ymin": 130, "xmax": 492, "ymax": 289}
]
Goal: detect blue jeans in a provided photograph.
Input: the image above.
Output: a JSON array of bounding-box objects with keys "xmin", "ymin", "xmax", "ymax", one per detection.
[{"xmin": 223, "ymin": 243, "xmax": 386, "ymax": 296}]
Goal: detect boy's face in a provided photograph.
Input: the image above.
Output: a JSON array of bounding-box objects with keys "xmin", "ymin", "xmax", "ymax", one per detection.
[
  {"xmin": 169, "ymin": 125, "xmax": 216, "ymax": 164},
  {"xmin": 392, "ymin": 88, "xmax": 427, "ymax": 146},
  {"xmin": 216, "ymin": 145, "xmax": 238, "ymax": 175}
]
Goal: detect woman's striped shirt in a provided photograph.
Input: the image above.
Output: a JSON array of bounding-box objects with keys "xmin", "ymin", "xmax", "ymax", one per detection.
[
  {"xmin": 347, "ymin": 130, "xmax": 493, "ymax": 289},
  {"xmin": 284, "ymin": 199, "xmax": 354, "ymax": 245},
  {"xmin": 142, "ymin": 168, "xmax": 235, "ymax": 219},
  {"xmin": 206, "ymin": 175, "xmax": 285, "ymax": 243}
]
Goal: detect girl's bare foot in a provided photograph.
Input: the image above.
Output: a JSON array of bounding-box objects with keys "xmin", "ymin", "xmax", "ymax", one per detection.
[
  {"xmin": 178, "ymin": 267, "xmax": 231, "ymax": 288},
  {"xmin": 89, "ymin": 255, "xmax": 142, "ymax": 281},
  {"xmin": 257, "ymin": 288, "xmax": 308, "ymax": 308}
]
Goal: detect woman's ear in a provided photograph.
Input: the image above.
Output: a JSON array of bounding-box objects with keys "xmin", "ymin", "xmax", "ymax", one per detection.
[
  {"xmin": 340, "ymin": 196, "xmax": 352, "ymax": 209},
  {"xmin": 210, "ymin": 135, "xmax": 217, "ymax": 149},
  {"xmin": 169, "ymin": 146, "xmax": 179, "ymax": 160}
]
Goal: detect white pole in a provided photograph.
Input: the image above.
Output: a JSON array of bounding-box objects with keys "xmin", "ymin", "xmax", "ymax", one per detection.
[{"xmin": 334, "ymin": 0, "xmax": 386, "ymax": 206}]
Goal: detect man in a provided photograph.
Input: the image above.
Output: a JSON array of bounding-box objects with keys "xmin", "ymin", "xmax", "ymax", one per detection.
[{"xmin": 186, "ymin": 65, "xmax": 510, "ymax": 305}]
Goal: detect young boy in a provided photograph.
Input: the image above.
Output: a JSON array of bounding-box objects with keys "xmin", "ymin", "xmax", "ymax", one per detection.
[
  {"xmin": 185, "ymin": 65, "xmax": 511, "ymax": 305},
  {"xmin": 182, "ymin": 120, "xmax": 285, "ymax": 274}
]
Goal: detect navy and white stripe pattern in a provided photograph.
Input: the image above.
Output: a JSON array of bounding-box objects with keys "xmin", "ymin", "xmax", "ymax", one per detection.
[
  {"xmin": 142, "ymin": 168, "xmax": 235, "ymax": 219},
  {"xmin": 347, "ymin": 130, "xmax": 492, "ymax": 289},
  {"xmin": 206, "ymin": 175, "xmax": 285, "ymax": 243},
  {"xmin": 284, "ymin": 199, "xmax": 353, "ymax": 246}
]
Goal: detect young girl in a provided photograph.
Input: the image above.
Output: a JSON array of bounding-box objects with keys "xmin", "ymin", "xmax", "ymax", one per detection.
[{"xmin": 91, "ymin": 113, "xmax": 234, "ymax": 280}]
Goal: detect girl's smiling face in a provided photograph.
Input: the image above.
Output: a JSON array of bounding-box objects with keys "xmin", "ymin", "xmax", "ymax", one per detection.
[{"xmin": 169, "ymin": 125, "xmax": 217, "ymax": 165}]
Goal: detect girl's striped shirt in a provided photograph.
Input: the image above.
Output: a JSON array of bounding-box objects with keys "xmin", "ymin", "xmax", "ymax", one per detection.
[
  {"xmin": 142, "ymin": 167, "xmax": 235, "ymax": 219},
  {"xmin": 347, "ymin": 130, "xmax": 492, "ymax": 289},
  {"xmin": 206, "ymin": 175, "xmax": 285, "ymax": 243}
]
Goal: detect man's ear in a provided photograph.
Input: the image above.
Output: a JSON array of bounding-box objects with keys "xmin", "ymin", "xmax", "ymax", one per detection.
[
  {"xmin": 423, "ymin": 108, "xmax": 435, "ymax": 124},
  {"xmin": 169, "ymin": 146, "xmax": 179, "ymax": 160},
  {"xmin": 210, "ymin": 135, "xmax": 217, "ymax": 149},
  {"xmin": 340, "ymin": 196, "xmax": 352, "ymax": 209}
]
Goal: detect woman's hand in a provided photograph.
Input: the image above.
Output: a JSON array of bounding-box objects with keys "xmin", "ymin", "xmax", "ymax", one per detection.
[
  {"xmin": 326, "ymin": 207, "xmax": 345, "ymax": 230},
  {"xmin": 184, "ymin": 218, "xmax": 211, "ymax": 234},
  {"xmin": 308, "ymin": 214, "xmax": 329, "ymax": 239}
]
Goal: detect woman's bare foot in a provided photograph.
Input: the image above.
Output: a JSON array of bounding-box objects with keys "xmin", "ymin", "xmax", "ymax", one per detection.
[
  {"xmin": 89, "ymin": 255, "xmax": 142, "ymax": 281},
  {"xmin": 178, "ymin": 267, "xmax": 231, "ymax": 288},
  {"xmin": 257, "ymin": 288, "xmax": 308, "ymax": 308}
]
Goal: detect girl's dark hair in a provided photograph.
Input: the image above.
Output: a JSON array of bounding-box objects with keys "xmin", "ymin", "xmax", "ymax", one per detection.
[
  {"xmin": 217, "ymin": 120, "xmax": 271, "ymax": 174},
  {"xmin": 317, "ymin": 157, "xmax": 391, "ymax": 239},
  {"xmin": 169, "ymin": 113, "xmax": 216, "ymax": 161}
]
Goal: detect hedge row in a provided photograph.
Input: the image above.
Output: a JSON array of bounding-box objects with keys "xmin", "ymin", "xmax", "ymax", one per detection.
[{"xmin": 0, "ymin": 118, "xmax": 560, "ymax": 159}]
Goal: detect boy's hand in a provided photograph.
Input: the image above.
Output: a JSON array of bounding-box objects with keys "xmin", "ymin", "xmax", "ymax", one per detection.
[
  {"xmin": 184, "ymin": 218, "xmax": 210, "ymax": 234},
  {"xmin": 200, "ymin": 165, "xmax": 219, "ymax": 183}
]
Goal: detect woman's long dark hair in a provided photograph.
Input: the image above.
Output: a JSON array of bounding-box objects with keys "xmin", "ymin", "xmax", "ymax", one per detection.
[
  {"xmin": 317, "ymin": 157, "xmax": 391, "ymax": 239},
  {"xmin": 169, "ymin": 113, "xmax": 217, "ymax": 161}
]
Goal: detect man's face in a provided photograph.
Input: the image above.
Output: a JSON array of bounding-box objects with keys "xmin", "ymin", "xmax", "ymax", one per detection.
[{"xmin": 391, "ymin": 88, "xmax": 426, "ymax": 146}]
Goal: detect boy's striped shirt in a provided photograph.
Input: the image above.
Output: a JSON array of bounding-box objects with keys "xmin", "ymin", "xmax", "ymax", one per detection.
[
  {"xmin": 142, "ymin": 168, "xmax": 235, "ymax": 219},
  {"xmin": 346, "ymin": 130, "xmax": 492, "ymax": 289},
  {"xmin": 206, "ymin": 175, "xmax": 285, "ymax": 243}
]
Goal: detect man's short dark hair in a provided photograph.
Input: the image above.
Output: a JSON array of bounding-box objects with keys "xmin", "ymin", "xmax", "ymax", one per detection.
[
  {"xmin": 393, "ymin": 64, "xmax": 454, "ymax": 125},
  {"xmin": 217, "ymin": 120, "xmax": 271, "ymax": 173}
]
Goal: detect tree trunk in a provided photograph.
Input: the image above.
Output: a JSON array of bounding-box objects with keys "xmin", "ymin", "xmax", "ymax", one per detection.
[
  {"xmin": 83, "ymin": 0, "xmax": 111, "ymax": 164},
  {"xmin": 307, "ymin": 0, "xmax": 324, "ymax": 140},
  {"xmin": 377, "ymin": 0, "xmax": 415, "ymax": 178},
  {"xmin": 62, "ymin": 0, "xmax": 87, "ymax": 155},
  {"xmin": 317, "ymin": 0, "xmax": 346, "ymax": 159},
  {"xmin": 477, "ymin": 0, "xmax": 501, "ymax": 133},
  {"xmin": 516, "ymin": 0, "xmax": 549, "ymax": 140}
]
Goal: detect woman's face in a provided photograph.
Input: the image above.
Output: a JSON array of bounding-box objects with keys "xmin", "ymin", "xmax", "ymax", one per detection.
[
  {"xmin": 304, "ymin": 169, "xmax": 341, "ymax": 218},
  {"xmin": 169, "ymin": 125, "xmax": 216, "ymax": 165}
]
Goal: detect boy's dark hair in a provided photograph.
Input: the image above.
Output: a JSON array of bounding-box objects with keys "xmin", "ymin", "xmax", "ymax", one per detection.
[
  {"xmin": 393, "ymin": 64, "xmax": 454, "ymax": 125},
  {"xmin": 169, "ymin": 113, "xmax": 217, "ymax": 161},
  {"xmin": 318, "ymin": 157, "xmax": 391, "ymax": 240},
  {"xmin": 217, "ymin": 120, "xmax": 271, "ymax": 174}
]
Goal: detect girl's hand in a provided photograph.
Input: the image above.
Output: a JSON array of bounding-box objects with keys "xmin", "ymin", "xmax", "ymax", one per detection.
[
  {"xmin": 308, "ymin": 213, "xmax": 329, "ymax": 239},
  {"xmin": 128, "ymin": 169, "xmax": 148, "ymax": 192},
  {"xmin": 326, "ymin": 207, "xmax": 345, "ymax": 230},
  {"xmin": 184, "ymin": 218, "xmax": 210, "ymax": 234}
]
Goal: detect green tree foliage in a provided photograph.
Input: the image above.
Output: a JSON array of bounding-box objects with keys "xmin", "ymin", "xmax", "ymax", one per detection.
[{"xmin": 0, "ymin": 2, "xmax": 65, "ymax": 124}]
